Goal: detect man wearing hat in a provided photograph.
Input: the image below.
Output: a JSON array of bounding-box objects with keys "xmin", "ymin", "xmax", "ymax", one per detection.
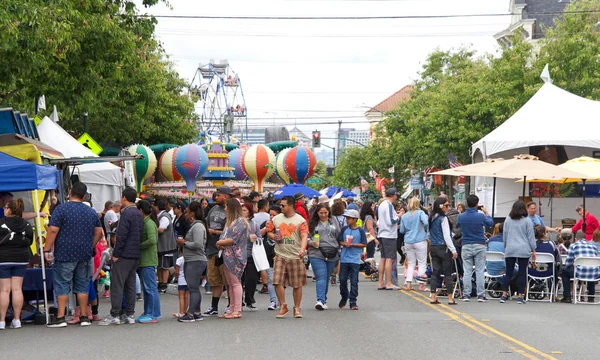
[
  {"xmin": 204, "ymin": 186, "xmax": 231, "ymax": 315},
  {"xmin": 346, "ymin": 197, "xmax": 359, "ymax": 211},
  {"xmin": 377, "ymin": 188, "xmax": 401, "ymax": 290},
  {"xmin": 294, "ymin": 192, "xmax": 309, "ymax": 222},
  {"xmin": 337, "ymin": 209, "xmax": 367, "ymax": 310}
]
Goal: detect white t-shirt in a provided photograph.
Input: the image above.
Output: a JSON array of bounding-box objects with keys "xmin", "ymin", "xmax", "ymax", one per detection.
[
  {"xmin": 254, "ymin": 212, "xmax": 270, "ymax": 228},
  {"xmin": 176, "ymin": 256, "xmax": 186, "ymax": 286},
  {"xmin": 158, "ymin": 211, "xmax": 171, "ymax": 230},
  {"xmin": 104, "ymin": 209, "xmax": 119, "ymax": 231},
  {"xmin": 377, "ymin": 200, "xmax": 399, "ymax": 239}
]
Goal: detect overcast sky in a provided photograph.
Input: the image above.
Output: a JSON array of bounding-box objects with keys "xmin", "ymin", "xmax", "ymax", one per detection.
[{"xmin": 141, "ymin": 0, "xmax": 511, "ymax": 147}]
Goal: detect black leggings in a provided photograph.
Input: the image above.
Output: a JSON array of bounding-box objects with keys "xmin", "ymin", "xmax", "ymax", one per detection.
[
  {"xmin": 244, "ymin": 257, "xmax": 258, "ymax": 305},
  {"xmin": 502, "ymin": 257, "xmax": 529, "ymax": 295},
  {"xmin": 184, "ymin": 260, "xmax": 207, "ymax": 314},
  {"xmin": 430, "ymin": 245, "xmax": 453, "ymax": 294}
]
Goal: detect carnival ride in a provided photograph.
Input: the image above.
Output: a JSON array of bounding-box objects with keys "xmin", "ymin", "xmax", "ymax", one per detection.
[{"xmin": 190, "ymin": 60, "xmax": 248, "ymax": 145}]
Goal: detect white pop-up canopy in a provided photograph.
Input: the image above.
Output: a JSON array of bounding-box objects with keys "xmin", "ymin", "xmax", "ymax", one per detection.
[
  {"xmin": 472, "ymin": 82, "xmax": 600, "ymax": 158},
  {"xmin": 37, "ymin": 117, "xmax": 123, "ymax": 211}
]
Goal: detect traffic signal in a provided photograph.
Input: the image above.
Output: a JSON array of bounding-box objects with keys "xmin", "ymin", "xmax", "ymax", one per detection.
[{"xmin": 312, "ymin": 130, "xmax": 321, "ymax": 148}]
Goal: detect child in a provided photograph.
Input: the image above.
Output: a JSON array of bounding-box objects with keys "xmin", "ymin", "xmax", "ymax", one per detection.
[
  {"xmin": 557, "ymin": 232, "xmax": 571, "ymax": 255},
  {"xmin": 173, "ymin": 251, "xmax": 189, "ymax": 318},
  {"xmin": 337, "ymin": 210, "xmax": 367, "ymax": 310}
]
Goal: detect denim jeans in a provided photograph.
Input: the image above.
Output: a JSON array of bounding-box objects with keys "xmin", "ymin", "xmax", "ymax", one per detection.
[
  {"xmin": 339, "ymin": 263, "xmax": 360, "ymax": 306},
  {"xmin": 138, "ymin": 266, "xmax": 161, "ymax": 319},
  {"xmin": 461, "ymin": 244, "xmax": 486, "ymax": 297},
  {"xmin": 266, "ymin": 267, "xmax": 276, "ymax": 303},
  {"xmin": 310, "ymin": 257, "xmax": 337, "ymax": 304},
  {"xmin": 53, "ymin": 261, "xmax": 91, "ymax": 296}
]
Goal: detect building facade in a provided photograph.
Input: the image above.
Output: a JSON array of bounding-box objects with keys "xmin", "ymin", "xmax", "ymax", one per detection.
[
  {"xmin": 346, "ymin": 131, "xmax": 370, "ymax": 148},
  {"xmin": 494, "ymin": 0, "xmax": 568, "ymax": 48}
]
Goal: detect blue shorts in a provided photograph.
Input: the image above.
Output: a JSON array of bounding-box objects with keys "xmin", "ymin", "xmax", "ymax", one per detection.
[
  {"xmin": 178, "ymin": 285, "xmax": 188, "ymax": 291},
  {"xmin": 0, "ymin": 264, "xmax": 27, "ymax": 278},
  {"xmin": 53, "ymin": 261, "xmax": 91, "ymax": 296}
]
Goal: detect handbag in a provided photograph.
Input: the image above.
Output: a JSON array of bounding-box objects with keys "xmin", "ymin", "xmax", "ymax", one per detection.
[
  {"xmin": 319, "ymin": 247, "xmax": 338, "ymax": 260},
  {"xmin": 366, "ymin": 233, "xmax": 376, "ymax": 243},
  {"xmin": 252, "ymin": 239, "xmax": 270, "ymax": 271}
]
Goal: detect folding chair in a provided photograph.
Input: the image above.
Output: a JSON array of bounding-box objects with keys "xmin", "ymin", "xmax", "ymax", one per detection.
[
  {"xmin": 573, "ymin": 256, "xmax": 600, "ymax": 305},
  {"xmin": 484, "ymin": 251, "xmax": 506, "ymax": 299},
  {"xmin": 526, "ymin": 253, "xmax": 555, "ymax": 302}
]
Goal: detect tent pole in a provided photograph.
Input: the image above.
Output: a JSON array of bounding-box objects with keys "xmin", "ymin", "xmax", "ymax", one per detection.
[
  {"xmin": 34, "ymin": 189, "xmax": 49, "ymax": 325},
  {"xmin": 492, "ymin": 177, "xmax": 496, "ymax": 218},
  {"xmin": 583, "ymin": 179, "xmax": 587, "ymax": 233},
  {"xmin": 522, "ymin": 176, "xmax": 527, "ymax": 198}
]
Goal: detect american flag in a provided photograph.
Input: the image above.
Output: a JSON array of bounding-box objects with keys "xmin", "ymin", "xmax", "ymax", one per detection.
[
  {"xmin": 448, "ymin": 154, "xmax": 465, "ymax": 168},
  {"xmin": 448, "ymin": 154, "xmax": 466, "ymax": 182}
]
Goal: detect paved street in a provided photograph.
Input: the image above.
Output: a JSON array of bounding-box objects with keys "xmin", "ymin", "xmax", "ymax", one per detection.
[{"xmin": 1, "ymin": 267, "xmax": 600, "ymax": 360}]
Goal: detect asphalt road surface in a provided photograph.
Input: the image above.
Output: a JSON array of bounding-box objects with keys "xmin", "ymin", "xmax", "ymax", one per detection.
[{"xmin": 1, "ymin": 268, "xmax": 599, "ymax": 360}]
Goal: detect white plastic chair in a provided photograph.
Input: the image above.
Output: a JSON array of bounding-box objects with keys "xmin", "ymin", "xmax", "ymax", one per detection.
[
  {"xmin": 484, "ymin": 252, "xmax": 506, "ymax": 299},
  {"xmin": 573, "ymin": 256, "xmax": 600, "ymax": 305},
  {"xmin": 526, "ymin": 253, "xmax": 555, "ymax": 302}
]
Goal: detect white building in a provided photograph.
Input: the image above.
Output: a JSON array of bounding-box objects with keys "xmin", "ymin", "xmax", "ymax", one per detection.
[
  {"xmin": 346, "ymin": 131, "xmax": 370, "ymax": 148},
  {"xmin": 288, "ymin": 126, "xmax": 312, "ymax": 148}
]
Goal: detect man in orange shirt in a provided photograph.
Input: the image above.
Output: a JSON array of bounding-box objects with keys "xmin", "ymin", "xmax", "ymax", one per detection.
[{"xmin": 266, "ymin": 196, "xmax": 308, "ymax": 319}]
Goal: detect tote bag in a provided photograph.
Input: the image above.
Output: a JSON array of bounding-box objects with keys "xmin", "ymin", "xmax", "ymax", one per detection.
[{"xmin": 252, "ymin": 239, "xmax": 270, "ymax": 271}]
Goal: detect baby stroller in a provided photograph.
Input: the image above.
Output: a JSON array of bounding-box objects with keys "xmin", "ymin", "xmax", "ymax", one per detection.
[{"xmin": 360, "ymin": 257, "xmax": 379, "ymax": 282}]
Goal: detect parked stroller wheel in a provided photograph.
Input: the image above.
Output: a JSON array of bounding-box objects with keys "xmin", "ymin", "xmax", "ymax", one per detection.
[{"xmin": 370, "ymin": 272, "xmax": 379, "ymax": 282}]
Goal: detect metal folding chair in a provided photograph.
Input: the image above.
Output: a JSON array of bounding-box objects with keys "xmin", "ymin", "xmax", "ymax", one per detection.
[
  {"xmin": 484, "ymin": 251, "xmax": 506, "ymax": 299},
  {"xmin": 573, "ymin": 256, "xmax": 600, "ymax": 305},
  {"xmin": 526, "ymin": 253, "xmax": 555, "ymax": 302}
]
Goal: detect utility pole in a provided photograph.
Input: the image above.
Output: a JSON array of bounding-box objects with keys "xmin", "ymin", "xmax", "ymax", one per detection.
[{"xmin": 336, "ymin": 120, "xmax": 342, "ymax": 161}]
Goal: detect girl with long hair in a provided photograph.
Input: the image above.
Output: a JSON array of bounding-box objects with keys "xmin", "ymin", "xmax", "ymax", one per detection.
[
  {"xmin": 400, "ymin": 197, "xmax": 429, "ymax": 291},
  {"xmin": 307, "ymin": 204, "xmax": 340, "ymax": 310},
  {"xmin": 360, "ymin": 201, "xmax": 378, "ymax": 259},
  {"xmin": 428, "ymin": 197, "xmax": 458, "ymax": 305},
  {"xmin": 176, "ymin": 201, "xmax": 208, "ymax": 322},
  {"xmin": 215, "ymin": 199, "xmax": 249, "ymax": 319}
]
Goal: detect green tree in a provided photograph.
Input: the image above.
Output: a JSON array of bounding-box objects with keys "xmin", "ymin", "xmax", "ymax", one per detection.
[
  {"xmin": 0, "ymin": 0, "xmax": 196, "ymax": 145},
  {"xmin": 305, "ymin": 160, "xmax": 332, "ymax": 190}
]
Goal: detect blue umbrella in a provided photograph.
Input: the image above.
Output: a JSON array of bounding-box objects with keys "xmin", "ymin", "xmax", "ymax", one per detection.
[
  {"xmin": 273, "ymin": 183, "xmax": 321, "ymax": 199},
  {"xmin": 324, "ymin": 186, "xmax": 356, "ymax": 198}
]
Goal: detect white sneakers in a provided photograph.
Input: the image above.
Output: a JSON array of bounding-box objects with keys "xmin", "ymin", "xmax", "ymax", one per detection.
[
  {"xmin": 315, "ymin": 301, "xmax": 329, "ymax": 310},
  {"xmin": 0, "ymin": 319, "xmax": 22, "ymax": 329}
]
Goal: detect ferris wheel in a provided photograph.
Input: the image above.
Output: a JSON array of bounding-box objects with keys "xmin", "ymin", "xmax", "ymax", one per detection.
[{"xmin": 190, "ymin": 60, "xmax": 248, "ymax": 144}]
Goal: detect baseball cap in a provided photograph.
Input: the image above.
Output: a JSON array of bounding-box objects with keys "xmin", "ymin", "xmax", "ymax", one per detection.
[
  {"xmin": 343, "ymin": 209, "xmax": 360, "ymax": 219},
  {"xmin": 317, "ymin": 195, "xmax": 329, "ymax": 205},
  {"xmin": 175, "ymin": 202, "xmax": 186, "ymax": 211},
  {"xmin": 347, "ymin": 196, "xmax": 354, "ymax": 202},
  {"xmin": 216, "ymin": 186, "xmax": 232, "ymax": 196},
  {"xmin": 385, "ymin": 188, "xmax": 400, "ymax": 197},
  {"xmin": 294, "ymin": 192, "xmax": 304, "ymax": 201}
]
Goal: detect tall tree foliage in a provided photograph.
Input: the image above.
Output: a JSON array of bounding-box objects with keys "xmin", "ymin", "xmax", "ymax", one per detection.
[
  {"xmin": 0, "ymin": 0, "xmax": 196, "ymax": 145},
  {"xmin": 334, "ymin": 0, "xmax": 600, "ymax": 189}
]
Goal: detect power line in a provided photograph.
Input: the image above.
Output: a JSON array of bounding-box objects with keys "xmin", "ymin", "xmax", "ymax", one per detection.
[{"xmin": 140, "ymin": 10, "xmax": 600, "ymax": 21}]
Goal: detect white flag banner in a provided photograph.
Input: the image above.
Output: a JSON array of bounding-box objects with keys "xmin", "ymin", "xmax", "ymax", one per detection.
[
  {"xmin": 388, "ymin": 166, "xmax": 395, "ymax": 174},
  {"xmin": 540, "ymin": 64, "xmax": 552, "ymax": 84},
  {"xmin": 38, "ymin": 95, "xmax": 46, "ymax": 110},
  {"xmin": 50, "ymin": 105, "xmax": 59, "ymax": 122}
]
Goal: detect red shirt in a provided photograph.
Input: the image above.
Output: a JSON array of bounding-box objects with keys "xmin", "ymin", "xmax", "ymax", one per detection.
[
  {"xmin": 295, "ymin": 201, "xmax": 308, "ymax": 222},
  {"xmin": 571, "ymin": 212, "xmax": 600, "ymax": 241}
]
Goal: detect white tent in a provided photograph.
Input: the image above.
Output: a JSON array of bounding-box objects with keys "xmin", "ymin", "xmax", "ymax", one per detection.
[
  {"xmin": 472, "ymin": 83, "xmax": 600, "ymax": 158},
  {"xmin": 37, "ymin": 117, "xmax": 123, "ymax": 211}
]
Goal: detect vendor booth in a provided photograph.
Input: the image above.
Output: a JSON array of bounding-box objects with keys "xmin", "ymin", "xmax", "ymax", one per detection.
[
  {"xmin": 471, "ymin": 82, "xmax": 600, "ymax": 223},
  {"xmin": 37, "ymin": 117, "xmax": 123, "ymax": 212},
  {"xmin": 0, "ymin": 151, "xmax": 58, "ymax": 324}
]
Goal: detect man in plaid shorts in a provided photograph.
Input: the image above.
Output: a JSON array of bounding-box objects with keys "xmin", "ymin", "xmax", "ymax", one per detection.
[
  {"xmin": 266, "ymin": 195, "xmax": 308, "ymax": 318},
  {"xmin": 561, "ymin": 230, "xmax": 600, "ymax": 303}
]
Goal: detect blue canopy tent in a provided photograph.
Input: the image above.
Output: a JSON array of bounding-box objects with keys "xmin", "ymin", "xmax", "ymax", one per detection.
[
  {"xmin": 273, "ymin": 184, "xmax": 321, "ymax": 199},
  {"xmin": 0, "ymin": 151, "xmax": 58, "ymax": 324},
  {"xmin": 324, "ymin": 186, "xmax": 356, "ymax": 198}
]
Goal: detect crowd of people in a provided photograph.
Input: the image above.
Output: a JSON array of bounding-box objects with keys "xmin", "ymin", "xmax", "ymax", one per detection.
[{"xmin": 1, "ymin": 184, "xmax": 599, "ymax": 330}]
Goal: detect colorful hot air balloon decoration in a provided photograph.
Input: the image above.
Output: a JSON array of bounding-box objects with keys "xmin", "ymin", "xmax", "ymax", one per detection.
[
  {"xmin": 159, "ymin": 147, "xmax": 182, "ymax": 181},
  {"xmin": 275, "ymin": 147, "xmax": 292, "ymax": 184},
  {"xmin": 228, "ymin": 148, "xmax": 247, "ymax": 180},
  {"xmin": 174, "ymin": 144, "xmax": 209, "ymax": 193},
  {"xmin": 284, "ymin": 146, "xmax": 317, "ymax": 184},
  {"xmin": 242, "ymin": 144, "xmax": 276, "ymax": 192},
  {"xmin": 126, "ymin": 144, "xmax": 157, "ymax": 193}
]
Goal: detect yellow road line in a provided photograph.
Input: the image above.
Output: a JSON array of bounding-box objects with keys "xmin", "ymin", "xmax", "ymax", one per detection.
[{"xmin": 400, "ymin": 290, "xmax": 559, "ymax": 360}]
